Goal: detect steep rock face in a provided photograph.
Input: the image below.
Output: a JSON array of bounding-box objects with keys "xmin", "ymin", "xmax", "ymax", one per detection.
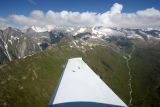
[
  {"xmin": 0, "ymin": 27, "xmax": 40, "ymax": 64},
  {"xmin": 49, "ymin": 29, "xmax": 67, "ymax": 44},
  {"xmin": 0, "ymin": 27, "xmax": 67, "ymax": 64}
]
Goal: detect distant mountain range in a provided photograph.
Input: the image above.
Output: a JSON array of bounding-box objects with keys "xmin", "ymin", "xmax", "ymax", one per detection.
[{"xmin": 0, "ymin": 26, "xmax": 160, "ymax": 64}]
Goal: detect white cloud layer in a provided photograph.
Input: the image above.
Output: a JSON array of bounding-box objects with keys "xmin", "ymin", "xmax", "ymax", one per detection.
[
  {"xmin": 1, "ymin": 3, "xmax": 160, "ymax": 29},
  {"xmin": 0, "ymin": 17, "xmax": 11, "ymax": 29}
]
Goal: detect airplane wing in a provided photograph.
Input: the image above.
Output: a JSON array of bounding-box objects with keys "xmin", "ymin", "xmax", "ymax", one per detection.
[{"xmin": 48, "ymin": 58, "xmax": 127, "ymax": 107}]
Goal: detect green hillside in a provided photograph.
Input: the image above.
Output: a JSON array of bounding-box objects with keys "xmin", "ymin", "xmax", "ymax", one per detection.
[{"xmin": 0, "ymin": 38, "xmax": 160, "ymax": 107}]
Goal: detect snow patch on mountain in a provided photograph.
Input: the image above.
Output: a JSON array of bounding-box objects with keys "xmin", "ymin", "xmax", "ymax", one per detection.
[
  {"xmin": 31, "ymin": 26, "xmax": 48, "ymax": 32},
  {"xmin": 31, "ymin": 25, "xmax": 54, "ymax": 32},
  {"xmin": 73, "ymin": 27, "xmax": 87, "ymax": 36},
  {"xmin": 92, "ymin": 27, "xmax": 114, "ymax": 37}
]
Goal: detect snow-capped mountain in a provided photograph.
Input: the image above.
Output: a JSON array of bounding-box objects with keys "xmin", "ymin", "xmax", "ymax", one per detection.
[
  {"xmin": 0, "ymin": 26, "xmax": 160, "ymax": 64},
  {"xmin": 67, "ymin": 26, "xmax": 160, "ymax": 40},
  {"xmin": 31, "ymin": 26, "xmax": 48, "ymax": 32},
  {"xmin": 30, "ymin": 25, "xmax": 56, "ymax": 32}
]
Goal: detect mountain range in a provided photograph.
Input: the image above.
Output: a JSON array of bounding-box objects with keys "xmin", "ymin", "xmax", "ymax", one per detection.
[
  {"xmin": 0, "ymin": 26, "xmax": 160, "ymax": 107},
  {"xmin": 0, "ymin": 26, "xmax": 160, "ymax": 64}
]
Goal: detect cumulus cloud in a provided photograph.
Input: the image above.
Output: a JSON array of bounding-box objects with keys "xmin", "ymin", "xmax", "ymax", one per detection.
[
  {"xmin": 1, "ymin": 3, "xmax": 160, "ymax": 29},
  {"xmin": 110, "ymin": 3, "xmax": 123, "ymax": 14}
]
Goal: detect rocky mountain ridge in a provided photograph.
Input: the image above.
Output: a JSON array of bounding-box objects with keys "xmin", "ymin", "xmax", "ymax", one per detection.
[{"xmin": 0, "ymin": 26, "xmax": 160, "ymax": 64}]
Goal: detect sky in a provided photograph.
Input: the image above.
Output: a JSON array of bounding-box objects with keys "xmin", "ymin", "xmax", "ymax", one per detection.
[{"xmin": 0, "ymin": 0, "xmax": 160, "ymax": 29}]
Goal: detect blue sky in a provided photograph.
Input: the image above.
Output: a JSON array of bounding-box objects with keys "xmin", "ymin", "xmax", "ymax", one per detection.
[
  {"xmin": 0, "ymin": 0, "xmax": 160, "ymax": 16},
  {"xmin": 0, "ymin": 0, "xmax": 160, "ymax": 29}
]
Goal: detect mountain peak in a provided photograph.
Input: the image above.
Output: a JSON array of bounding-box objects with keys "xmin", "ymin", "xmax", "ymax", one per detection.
[{"xmin": 31, "ymin": 26, "xmax": 48, "ymax": 32}]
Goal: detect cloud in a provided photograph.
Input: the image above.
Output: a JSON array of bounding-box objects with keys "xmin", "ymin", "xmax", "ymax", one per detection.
[
  {"xmin": 2, "ymin": 3, "xmax": 160, "ymax": 29},
  {"xmin": 110, "ymin": 3, "xmax": 123, "ymax": 14},
  {"xmin": 28, "ymin": 0, "xmax": 37, "ymax": 5},
  {"xmin": 0, "ymin": 17, "xmax": 11, "ymax": 29}
]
